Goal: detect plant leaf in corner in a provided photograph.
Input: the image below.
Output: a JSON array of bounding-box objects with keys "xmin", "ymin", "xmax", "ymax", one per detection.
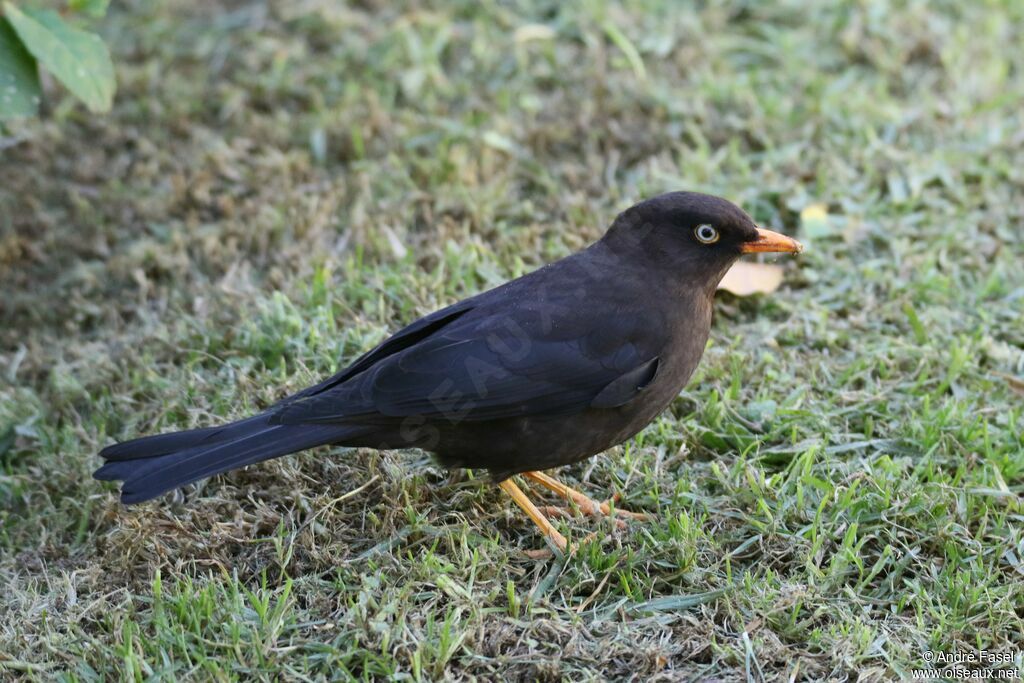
[
  {"xmin": 0, "ymin": 16, "xmax": 41, "ymax": 119},
  {"xmin": 3, "ymin": 2, "xmax": 114, "ymax": 112}
]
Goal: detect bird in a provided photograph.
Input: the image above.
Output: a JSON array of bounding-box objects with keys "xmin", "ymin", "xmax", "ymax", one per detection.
[{"xmin": 94, "ymin": 191, "xmax": 802, "ymax": 552}]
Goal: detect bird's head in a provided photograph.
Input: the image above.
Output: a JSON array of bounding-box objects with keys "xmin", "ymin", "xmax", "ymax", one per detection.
[{"xmin": 602, "ymin": 191, "xmax": 802, "ymax": 295}]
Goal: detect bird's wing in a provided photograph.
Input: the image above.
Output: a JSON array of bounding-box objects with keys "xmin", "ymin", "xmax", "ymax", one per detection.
[
  {"xmin": 270, "ymin": 301, "xmax": 665, "ymax": 425},
  {"xmin": 279, "ymin": 301, "xmax": 477, "ymax": 403}
]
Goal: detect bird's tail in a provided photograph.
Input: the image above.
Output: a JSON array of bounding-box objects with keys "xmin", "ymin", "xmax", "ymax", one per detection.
[{"xmin": 94, "ymin": 415, "xmax": 363, "ymax": 504}]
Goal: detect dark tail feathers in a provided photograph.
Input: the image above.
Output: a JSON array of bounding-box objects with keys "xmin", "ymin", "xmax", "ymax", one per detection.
[{"xmin": 94, "ymin": 415, "xmax": 361, "ymax": 504}]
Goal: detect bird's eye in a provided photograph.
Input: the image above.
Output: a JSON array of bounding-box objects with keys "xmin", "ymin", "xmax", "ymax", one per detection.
[{"xmin": 694, "ymin": 224, "xmax": 719, "ymax": 244}]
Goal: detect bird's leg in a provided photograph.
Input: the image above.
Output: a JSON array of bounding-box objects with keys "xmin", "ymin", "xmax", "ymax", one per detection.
[
  {"xmin": 498, "ymin": 478, "xmax": 567, "ymax": 553},
  {"xmin": 523, "ymin": 471, "xmax": 648, "ymax": 521}
]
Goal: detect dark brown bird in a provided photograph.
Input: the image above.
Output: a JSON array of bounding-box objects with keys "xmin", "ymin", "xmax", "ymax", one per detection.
[{"xmin": 95, "ymin": 192, "xmax": 802, "ymax": 551}]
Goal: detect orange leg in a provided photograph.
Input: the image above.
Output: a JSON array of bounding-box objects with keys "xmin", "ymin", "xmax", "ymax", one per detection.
[
  {"xmin": 523, "ymin": 470, "xmax": 648, "ymax": 521},
  {"xmin": 498, "ymin": 478, "xmax": 567, "ymax": 553}
]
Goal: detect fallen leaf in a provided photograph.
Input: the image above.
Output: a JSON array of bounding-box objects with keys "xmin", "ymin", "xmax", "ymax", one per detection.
[
  {"xmin": 718, "ymin": 262, "xmax": 784, "ymax": 296},
  {"xmin": 513, "ymin": 24, "xmax": 555, "ymax": 42},
  {"xmin": 994, "ymin": 372, "xmax": 1024, "ymax": 396}
]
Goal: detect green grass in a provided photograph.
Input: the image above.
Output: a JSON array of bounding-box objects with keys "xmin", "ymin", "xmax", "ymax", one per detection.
[{"xmin": 2, "ymin": 0, "xmax": 1023, "ymax": 680}]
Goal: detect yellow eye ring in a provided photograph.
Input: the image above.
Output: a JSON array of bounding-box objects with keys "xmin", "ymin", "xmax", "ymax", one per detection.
[{"xmin": 694, "ymin": 224, "xmax": 719, "ymax": 244}]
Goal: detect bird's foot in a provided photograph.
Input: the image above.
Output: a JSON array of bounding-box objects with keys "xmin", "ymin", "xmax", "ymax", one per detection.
[
  {"xmin": 498, "ymin": 478, "xmax": 568, "ymax": 554},
  {"xmin": 499, "ymin": 472, "xmax": 649, "ymax": 559},
  {"xmin": 523, "ymin": 529, "xmax": 606, "ymax": 560},
  {"xmin": 523, "ymin": 470, "xmax": 648, "ymax": 522},
  {"xmin": 538, "ymin": 505, "xmax": 630, "ymax": 530}
]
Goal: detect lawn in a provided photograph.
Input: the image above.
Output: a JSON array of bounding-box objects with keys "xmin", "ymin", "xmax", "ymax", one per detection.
[{"xmin": 1, "ymin": 1, "xmax": 1022, "ymax": 680}]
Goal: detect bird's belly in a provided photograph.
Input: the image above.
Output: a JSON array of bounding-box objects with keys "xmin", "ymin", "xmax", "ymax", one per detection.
[{"xmin": 429, "ymin": 336, "xmax": 705, "ymax": 479}]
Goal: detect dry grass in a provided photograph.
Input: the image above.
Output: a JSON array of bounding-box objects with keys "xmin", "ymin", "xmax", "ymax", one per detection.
[{"xmin": 1, "ymin": 1, "xmax": 1023, "ymax": 680}]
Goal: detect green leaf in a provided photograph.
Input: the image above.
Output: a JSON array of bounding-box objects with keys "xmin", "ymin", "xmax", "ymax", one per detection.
[
  {"xmin": 602, "ymin": 20, "xmax": 646, "ymax": 81},
  {"xmin": 68, "ymin": 0, "xmax": 110, "ymax": 19},
  {"xmin": 630, "ymin": 588, "xmax": 730, "ymax": 613},
  {"xmin": 0, "ymin": 16, "xmax": 40, "ymax": 119},
  {"xmin": 3, "ymin": 2, "xmax": 114, "ymax": 112}
]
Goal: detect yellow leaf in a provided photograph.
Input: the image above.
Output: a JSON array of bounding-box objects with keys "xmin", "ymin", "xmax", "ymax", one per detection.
[
  {"xmin": 718, "ymin": 262, "xmax": 784, "ymax": 296},
  {"xmin": 800, "ymin": 202, "xmax": 832, "ymax": 238},
  {"xmin": 800, "ymin": 203, "xmax": 828, "ymax": 222}
]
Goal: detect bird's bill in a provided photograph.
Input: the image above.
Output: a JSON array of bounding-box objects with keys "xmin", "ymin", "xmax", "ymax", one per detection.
[{"xmin": 740, "ymin": 228, "xmax": 804, "ymax": 254}]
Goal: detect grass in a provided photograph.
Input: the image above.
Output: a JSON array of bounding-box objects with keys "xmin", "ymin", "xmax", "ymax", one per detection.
[{"xmin": 1, "ymin": 0, "xmax": 1023, "ymax": 679}]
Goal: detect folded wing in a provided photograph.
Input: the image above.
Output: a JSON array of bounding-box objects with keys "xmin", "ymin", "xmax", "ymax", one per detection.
[{"xmin": 271, "ymin": 303, "xmax": 665, "ymax": 425}]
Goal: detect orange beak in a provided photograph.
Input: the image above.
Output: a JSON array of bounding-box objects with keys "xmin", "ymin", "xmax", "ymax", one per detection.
[{"xmin": 740, "ymin": 227, "xmax": 803, "ymax": 254}]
